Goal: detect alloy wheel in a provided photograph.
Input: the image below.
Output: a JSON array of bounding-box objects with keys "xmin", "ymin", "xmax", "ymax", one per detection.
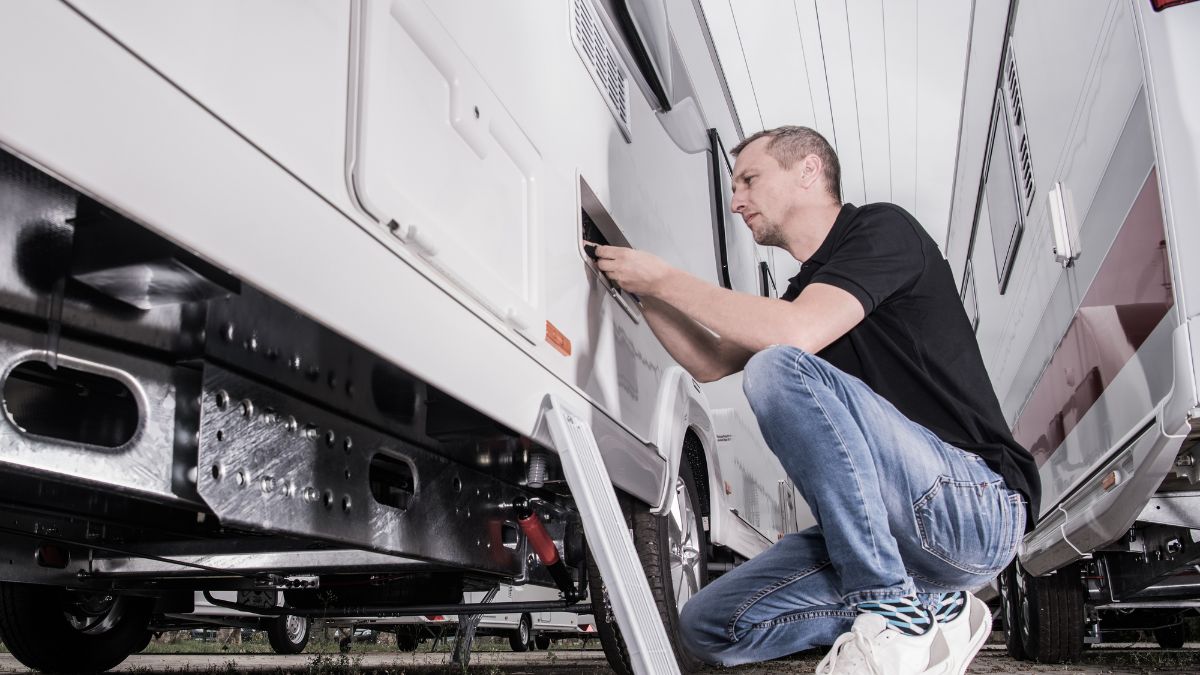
[{"xmin": 667, "ymin": 475, "xmax": 702, "ymax": 611}]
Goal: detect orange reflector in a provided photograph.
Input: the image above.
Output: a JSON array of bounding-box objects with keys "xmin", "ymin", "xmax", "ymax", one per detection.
[
  {"xmin": 545, "ymin": 321, "xmax": 572, "ymax": 356},
  {"xmin": 425, "ymin": 615, "xmax": 445, "ymax": 622},
  {"xmin": 1101, "ymin": 471, "xmax": 1120, "ymax": 491}
]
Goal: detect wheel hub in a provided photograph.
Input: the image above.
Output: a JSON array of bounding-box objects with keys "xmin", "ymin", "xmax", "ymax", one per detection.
[
  {"xmin": 667, "ymin": 475, "xmax": 702, "ymax": 610},
  {"xmin": 284, "ymin": 615, "xmax": 307, "ymax": 643},
  {"xmin": 64, "ymin": 593, "xmax": 125, "ymax": 635}
]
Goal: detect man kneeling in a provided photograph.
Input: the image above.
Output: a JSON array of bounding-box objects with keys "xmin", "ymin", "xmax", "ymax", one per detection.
[{"xmin": 590, "ymin": 126, "xmax": 1039, "ymax": 674}]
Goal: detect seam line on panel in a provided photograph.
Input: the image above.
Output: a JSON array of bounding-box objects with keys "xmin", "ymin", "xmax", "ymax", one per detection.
[
  {"xmin": 814, "ymin": 1, "xmax": 839, "ymax": 155},
  {"xmin": 792, "ymin": 0, "xmax": 819, "ymax": 128},
  {"xmin": 844, "ymin": 0, "xmax": 868, "ymax": 202},
  {"xmin": 729, "ymin": 0, "xmax": 767, "ymax": 131},
  {"xmin": 881, "ymin": 0, "xmax": 894, "ymax": 203}
]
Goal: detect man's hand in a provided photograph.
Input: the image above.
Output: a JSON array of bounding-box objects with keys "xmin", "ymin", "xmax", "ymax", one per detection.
[{"xmin": 588, "ymin": 243, "xmax": 675, "ymax": 297}]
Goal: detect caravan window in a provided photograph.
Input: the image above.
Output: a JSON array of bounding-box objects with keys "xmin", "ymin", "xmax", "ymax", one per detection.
[
  {"xmin": 983, "ymin": 95, "xmax": 1024, "ymax": 293},
  {"xmin": 709, "ymin": 129, "xmax": 766, "ymax": 297}
]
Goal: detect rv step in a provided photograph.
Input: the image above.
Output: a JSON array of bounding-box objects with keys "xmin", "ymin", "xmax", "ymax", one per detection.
[{"xmin": 541, "ymin": 395, "xmax": 680, "ymax": 675}]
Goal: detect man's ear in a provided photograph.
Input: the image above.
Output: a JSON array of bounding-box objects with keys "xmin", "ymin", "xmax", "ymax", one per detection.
[{"xmin": 798, "ymin": 154, "xmax": 822, "ymax": 190}]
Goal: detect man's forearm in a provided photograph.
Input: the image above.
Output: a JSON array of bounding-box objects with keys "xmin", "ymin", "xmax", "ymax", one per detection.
[
  {"xmin": 590, "ymin": 242, "xmax": 864, "ymax": 364},
  {"xmin": 640, "ymin": 297, "xmax": 748, "ymax": 382},
  {"xmin": 654, "ymin": 269, "xmax": 793, "ymax": 353},
  {"xmin": 649, "ymin": 269, "xmax": 865, "ymax": 357}
]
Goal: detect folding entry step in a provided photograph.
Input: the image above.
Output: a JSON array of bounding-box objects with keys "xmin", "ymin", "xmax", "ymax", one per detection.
[{"xmin": 541, "ymin": 395, "xmax": 680, "ymax": 675}]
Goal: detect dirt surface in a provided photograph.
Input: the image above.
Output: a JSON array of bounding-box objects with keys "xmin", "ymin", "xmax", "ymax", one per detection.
[
  {"xmin": 3, "ymin": 644, "xmax": 1199, "ymax": 673},
  {"xmin": 721, "ymin": 645, "xmax": 1200, "ymax": 674}
]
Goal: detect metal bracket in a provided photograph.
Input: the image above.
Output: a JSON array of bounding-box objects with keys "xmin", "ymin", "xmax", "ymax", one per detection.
[{"xmin": 1139, "ymin": 491, "xmax": 1200, "ymax": 529}]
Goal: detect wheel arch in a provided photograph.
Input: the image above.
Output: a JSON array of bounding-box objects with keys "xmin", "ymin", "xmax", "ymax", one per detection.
[{"xmin": 649, "ymin": 367, "xmax": 719, "ymax": 518}]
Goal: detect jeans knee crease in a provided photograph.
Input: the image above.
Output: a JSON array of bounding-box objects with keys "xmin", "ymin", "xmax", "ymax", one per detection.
[
  {"xmin": 805, "ymin": 377, "xmax": 884, "ymax": 567},
  {"xmin": 726, "ymin": 561, "xmax": 832, "ymax": 642}
]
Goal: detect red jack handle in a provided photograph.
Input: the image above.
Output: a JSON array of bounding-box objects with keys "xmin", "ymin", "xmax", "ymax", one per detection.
[{"xmin": 515, "ymin": 501, "xmax": 576, "ymax": 601}]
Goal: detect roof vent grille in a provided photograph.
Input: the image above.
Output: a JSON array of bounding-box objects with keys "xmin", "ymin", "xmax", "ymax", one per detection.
[
  {"xmin": 572, "ymin": 0, "xmax": 632, "ymax": 141},
  {"xmin": 1004, "ymin": 47, "xmax": 1035, "ymax": 214}
]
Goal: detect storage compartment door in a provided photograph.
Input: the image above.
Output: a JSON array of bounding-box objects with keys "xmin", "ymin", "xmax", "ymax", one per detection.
[{"xmin": 350, "ymin": 0, "xmax": 544, "ymax": 342}]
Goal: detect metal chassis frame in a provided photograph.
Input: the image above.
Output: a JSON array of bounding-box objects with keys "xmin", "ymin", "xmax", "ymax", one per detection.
[
  {"xmin": 0, "ymin": 322, "xmax": 190, "ymax": 505},
  {"xmin": 196, "ymin": 364, "xmax": 556, "ymax": 578}
]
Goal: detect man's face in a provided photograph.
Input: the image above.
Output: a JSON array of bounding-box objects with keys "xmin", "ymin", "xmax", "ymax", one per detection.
[{"xmin": 730, "ymin": 139, "xmax": 798, "ymax": 248}]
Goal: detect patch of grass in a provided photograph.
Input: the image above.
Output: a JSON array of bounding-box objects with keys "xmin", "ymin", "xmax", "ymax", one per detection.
[
  {"xmin": 306, "ymin": 652, "xmax": 367, "ymax": 674},
  {"xmin": 305, "ymin": 635, "xmax": 404, "ymax": 655},
  {"xmin": 141, "ymin": 639, "xmax": 277, "ymax": 655}
]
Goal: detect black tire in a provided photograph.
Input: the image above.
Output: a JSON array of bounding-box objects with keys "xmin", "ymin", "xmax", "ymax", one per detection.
[
  {"xmin": 266, "ymin": 614, "xmax": 310, "ymax": 654},
  {"xmin": 395, "ymin": 627, "xmax": 420, "ymax": 651},
  {"xmin": 588, "ymin": 451, "xmax": 709, "ymax": 674},
  {"xmin": 508, "ymin": 614, "xmax": 532, "ymax": 652},
  {"xmin": 998, "ymin": 561, "xmax": 1024, "ymax": 659},
  {"xmin": 1154, "ymin": 623, "xmax": 1187, "ymax": 649},
  {"xmin": 535, "ymin": 633, "xmax": 552, "ymax": 650},
  {"xmin": 0, "ymin": 582, "xmax": 154, "ymax": 673},
  {"xmin": 132, "ymin": 630, "xmax": 154, "ymax": 654},
  {"xmin": 1016, "ymin": 560, "xmax": 1085, "ymax": 663}
]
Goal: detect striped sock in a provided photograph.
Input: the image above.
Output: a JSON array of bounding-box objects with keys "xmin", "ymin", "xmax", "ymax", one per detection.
[
  {"xmin": 857, "ymin": 596, "xmax": 933, "ymax": 636},
  {"xmin": 931, "ymin": 591, "xmax": 967, "ymax": 624}
]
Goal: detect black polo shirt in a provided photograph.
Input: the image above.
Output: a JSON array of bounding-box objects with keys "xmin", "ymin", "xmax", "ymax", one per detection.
[{"xmin": 781, "ymin": 203, "xmax": 1040, "ymax": 526}]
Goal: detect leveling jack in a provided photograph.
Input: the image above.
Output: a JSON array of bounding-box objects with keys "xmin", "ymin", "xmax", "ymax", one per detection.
[
  {"xmin": 514, "ymin": 498, "xmax": 584, "ymax": 603},
  {"xmin": 451, "ymin": 499, "xmax": 584, "ymax": 667}
]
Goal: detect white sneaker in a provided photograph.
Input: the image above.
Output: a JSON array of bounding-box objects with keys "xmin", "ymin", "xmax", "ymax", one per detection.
[
  {"xmin": 815, "ymin": 613, "xmax": 951, "ymax": 675},
  {"xmin": 938, "ymin": 592, "xmax": 990, "ymax": 675}
]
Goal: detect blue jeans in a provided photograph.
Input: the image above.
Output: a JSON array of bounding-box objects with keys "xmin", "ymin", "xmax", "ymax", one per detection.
[{"xmin": 680, "ymin": 346, "xmax": 1025, "ymax": 666}]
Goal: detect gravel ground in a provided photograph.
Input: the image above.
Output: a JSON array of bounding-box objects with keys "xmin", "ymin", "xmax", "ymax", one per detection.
[
  {"xmin": 2, "ymin": 644, "xmax": 1198, "ymax": 673},
  {"xmin": 717, "ymin": 645, "xmax": 1200, "ymax": 674}
]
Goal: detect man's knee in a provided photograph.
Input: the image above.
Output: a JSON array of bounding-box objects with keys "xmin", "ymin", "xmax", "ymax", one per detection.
[
  {"xmin": 742, "ymin": 345, "xmax": 804, "ymax": 407},
  {"xmin": 678, "ymin": 593, "xmax": 732, "ymax": 665}
]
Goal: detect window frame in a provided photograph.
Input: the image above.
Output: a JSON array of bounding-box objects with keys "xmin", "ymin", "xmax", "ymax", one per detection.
[
  {"xmin": 708, "ymin": 129, "xmax": 768, "ymax": 297},
  {"xmin": 960, "ymin": 259, "xmax": 979, "ymax": 333},
  {"xmin": 982, "ymin": 93, "xmax": 1025, "ymax": 294}
]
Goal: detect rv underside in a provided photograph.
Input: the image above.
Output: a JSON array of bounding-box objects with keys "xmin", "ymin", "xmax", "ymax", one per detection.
[
  {"xmin": 998, "ymin": 436, "xmax": 1200, "ymax": 659},
  {"xmin": 1067, "ymin": 487, "xmax": 1200, "ymax": 647},
  {"xmin": 0, "ymin": 146, "xmax": 587, "ymax": 606},
  {"xmin": 1090, "ymin": 483, "xmax": 1200, "ymax": 607}
]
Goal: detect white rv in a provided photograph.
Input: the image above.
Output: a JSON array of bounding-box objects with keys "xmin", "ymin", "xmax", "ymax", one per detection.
[
  {"xmin": 0, "ymin": 1, "xmax": 808, "ymax": 673},
  {"xmin": 945, "ymin": 0, "xmax": 1200, "ymax": 662},
  {"xmin": 335, "ymin": 585, "xmax": 590, "ymax": 653},
  {"xmin": 174, "ymin": 585, "xmax": 585, "ymax": 654}
]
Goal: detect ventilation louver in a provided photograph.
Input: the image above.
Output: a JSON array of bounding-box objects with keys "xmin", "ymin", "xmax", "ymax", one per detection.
[
  {"xmin": 572, "ymin": 0, "xmax": 632, "ymax": 141},
  {"xmin": 1004, "ymin": 45, "xmax": 1035, "ymax": 215}
]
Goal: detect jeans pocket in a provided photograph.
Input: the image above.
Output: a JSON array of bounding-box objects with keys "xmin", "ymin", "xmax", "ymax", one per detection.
[{"xmin": 912, "ymin": 476, "xmax": 1016, "ymax": 576}]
